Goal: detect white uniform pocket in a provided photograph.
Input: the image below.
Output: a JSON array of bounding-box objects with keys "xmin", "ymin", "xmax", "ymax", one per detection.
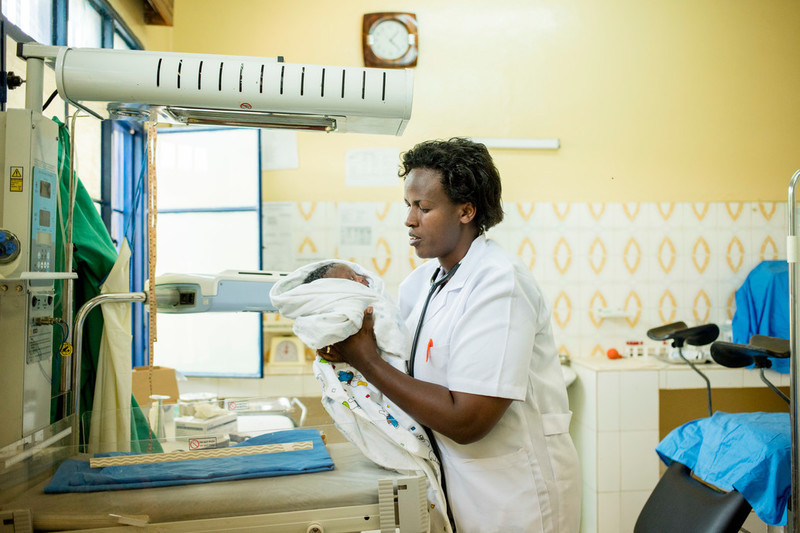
[
  {"xmin": 442, "ymin": 446, "xmax": 544, "ymax": 533},
  {"xmin": 415, "ymin": 342, "xmax": 450, "ymax": 388}
]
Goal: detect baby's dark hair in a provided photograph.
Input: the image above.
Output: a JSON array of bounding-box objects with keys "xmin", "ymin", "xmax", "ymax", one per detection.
[
  {"xmin": 399, "ymin": 137, "xmax": 504, "ymax": 234},
  {"xmin": 303, "ymin": 263, "xmax": 337, "ymax": 284}
]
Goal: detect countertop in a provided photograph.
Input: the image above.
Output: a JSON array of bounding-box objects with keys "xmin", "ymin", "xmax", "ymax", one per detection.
[{"xmin": 568, "ymin": 355, "xmax": 791, "ymax": 389}]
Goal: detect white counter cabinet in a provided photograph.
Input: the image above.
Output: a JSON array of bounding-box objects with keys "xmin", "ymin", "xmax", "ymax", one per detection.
[{"xmin": 567, "ymin": 356, "xmax": 789, "ymax": 533}]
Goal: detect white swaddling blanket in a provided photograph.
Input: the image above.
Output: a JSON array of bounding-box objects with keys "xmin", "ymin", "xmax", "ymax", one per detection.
[{"xmin": 269, "ymin": 260, "xmax": 450, "ymax": 532}]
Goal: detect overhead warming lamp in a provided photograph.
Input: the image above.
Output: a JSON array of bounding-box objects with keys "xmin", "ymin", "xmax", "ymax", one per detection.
[{"xmin": 21, "ymin": 44, "xmax": 414, "ymax": 136}]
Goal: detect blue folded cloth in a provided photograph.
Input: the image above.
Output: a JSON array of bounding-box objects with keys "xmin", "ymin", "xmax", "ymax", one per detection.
[
  {"xmin": 656, "ymin": 411, "xmax": 790, "ymax": 526},
  {"xmin": 45, "ymin": 428, "xmax": 333, "ymax": 493}
]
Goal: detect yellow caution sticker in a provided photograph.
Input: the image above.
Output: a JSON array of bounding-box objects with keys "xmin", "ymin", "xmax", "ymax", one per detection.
[
  {"xmin": 59, "ymin": 342, "xmax": 73, "ymax": 357},
  {"xmin": 9, "ymin": 166, "xmax": 23, "ymax": 192}
]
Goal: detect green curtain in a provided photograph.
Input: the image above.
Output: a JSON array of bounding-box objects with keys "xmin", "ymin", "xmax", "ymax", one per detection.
[{"xmin": 51, "ymin": 117, "xmax": 158, "ymax": 452}]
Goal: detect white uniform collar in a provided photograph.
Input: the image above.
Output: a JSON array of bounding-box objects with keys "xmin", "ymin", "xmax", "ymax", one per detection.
[{"xmin": 434, "ymin": 234, "xmax": 487, "ymax": 290}]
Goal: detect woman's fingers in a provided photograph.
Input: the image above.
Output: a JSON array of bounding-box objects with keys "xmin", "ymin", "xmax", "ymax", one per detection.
[
  {"xmin": 317, "ymin": 344, "xmax": 343, "ymax": 362},
  {"xmin": 314, "ymin": 307, "xmax": 376, "ymax": 363},
  {"xmin": 363, "ymin": 306, "xmax": 375, "ymax": 333}
]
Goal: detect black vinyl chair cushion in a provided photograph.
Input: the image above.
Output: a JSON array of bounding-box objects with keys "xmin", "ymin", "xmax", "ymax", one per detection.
[
  {"xmin": 634, "ymin": 462, "xmax": 752, "ymax": 533},
  {"xmin": 647, "ymin": 321, "xmax": 720, "ymax": 347}
]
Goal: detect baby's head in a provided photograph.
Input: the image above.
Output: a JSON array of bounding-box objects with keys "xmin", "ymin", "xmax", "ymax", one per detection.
[{"xmin": 303, "ymin": 262, "xmax": 370, "ymax": 287}]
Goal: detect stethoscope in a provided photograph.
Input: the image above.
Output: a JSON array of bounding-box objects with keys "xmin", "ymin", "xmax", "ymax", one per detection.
[
  {"xmin": 407, "ymin": 261, "xmax": 461, "ymax": 532},
  {"xmin": 408, "ymin": 262, "xmax": 461, "ymax": 377}
]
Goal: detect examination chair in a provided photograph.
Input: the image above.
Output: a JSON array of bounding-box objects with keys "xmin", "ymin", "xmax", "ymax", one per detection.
[
  {"xmin": 634, "ymin": 461, "xmax": 751, "ymax": 533},
  {"xmin": 635, "ymin": 326, "xmax": 790, "ymax": 533}
]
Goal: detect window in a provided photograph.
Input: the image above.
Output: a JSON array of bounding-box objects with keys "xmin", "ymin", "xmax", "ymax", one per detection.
[
  {"xmin": 67, "ymin": 0, "xmax": 101, "ymax": 47},
  {"xmin": 1, "ymin": 0, "xmax": 54, "ymax": 44},
  {"xmin": 113, "ymin": 30, "xmax": 130, "ymax": 50},
  {"xmin": 151, "ymin": 128, "xmax": 263, "ymax": 377}
]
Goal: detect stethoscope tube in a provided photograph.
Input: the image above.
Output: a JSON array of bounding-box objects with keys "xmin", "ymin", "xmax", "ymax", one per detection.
[
  {"xmin": 408, "ymin": 262, "xmax": 461, "ymax": 376},
  {"xmin": 408, "ymin": 262, "xmax": 461, "ymax": 532}
]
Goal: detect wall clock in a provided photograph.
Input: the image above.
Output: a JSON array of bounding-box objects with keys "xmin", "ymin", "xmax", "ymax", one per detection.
[{"xmin": 362, "ymin": 12, "xmax": 418, "ymax": 68}]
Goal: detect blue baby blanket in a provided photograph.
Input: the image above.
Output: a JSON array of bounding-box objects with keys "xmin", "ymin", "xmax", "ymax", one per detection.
[
  {"xmin": 45, "ymin": 428, "xmax": 333, "ymax": 493},
  {"xmin": 656, "ymin": 411, "xmax": 790, "ymax": 526}
]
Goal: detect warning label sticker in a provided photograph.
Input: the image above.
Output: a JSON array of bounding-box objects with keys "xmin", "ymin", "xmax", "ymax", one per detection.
[
  {"xmin": 59, "ymin": 343, "xmax": 73, "ymax": 357},
  {"xmin": 9, "ymin": 166, "xmax": 23, "ymax": 192},
  {"xmin": 189, "ymin": 437, "xmax": 218, "ymax": 450}
]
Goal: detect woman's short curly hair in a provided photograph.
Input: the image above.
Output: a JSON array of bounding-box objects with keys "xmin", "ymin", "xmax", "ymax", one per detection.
[{"xmin": 399, "ymin": 137, "xmax": 504, "ymax": 234}]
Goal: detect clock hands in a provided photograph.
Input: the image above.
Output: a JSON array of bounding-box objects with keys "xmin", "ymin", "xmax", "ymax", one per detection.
[
  {"xmin": 363, "ymin": 13, "xmax": 418, "ymax": 67},
  {"xmin": 390, "ymin": 33, "xmax": 407, "ymax": 53}
]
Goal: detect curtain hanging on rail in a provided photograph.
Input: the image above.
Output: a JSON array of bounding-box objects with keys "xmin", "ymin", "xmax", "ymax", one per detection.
[{"xmin": 52, "ymin": 117, "xmax": 157, "ymax": 452}]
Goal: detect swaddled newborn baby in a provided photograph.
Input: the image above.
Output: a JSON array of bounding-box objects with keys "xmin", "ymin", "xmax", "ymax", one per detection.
[{"xmin": 268, "ymin": 260, "xmax": 450, "ymax": 532}]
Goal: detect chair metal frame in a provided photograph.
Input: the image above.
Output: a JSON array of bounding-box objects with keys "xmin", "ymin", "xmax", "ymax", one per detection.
[{"xmin": 787, "ymin": 169, "xmax": 800, "ymax": 532}]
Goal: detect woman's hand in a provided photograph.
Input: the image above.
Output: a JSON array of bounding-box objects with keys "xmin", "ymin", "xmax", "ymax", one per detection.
[
  {"xmin": 316, "ymin": 344, "xmax": 344, "ymax": 362},
  {"xmin": 316, "ymin": 306, "xmax": 381, "ymax": 369}
]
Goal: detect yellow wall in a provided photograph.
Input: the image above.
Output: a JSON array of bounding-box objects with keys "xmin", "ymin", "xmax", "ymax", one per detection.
[{"xmin": 160, "ymin": 0, "xmax": 800, "ymax": 202}]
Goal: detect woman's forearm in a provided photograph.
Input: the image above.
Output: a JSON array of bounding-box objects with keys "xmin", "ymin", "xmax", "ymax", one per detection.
[
  {"xmin": 354, "ymin": 352, "xmax": 510, "ymax": 444},
  {"xmin": 330, "ymin": 308, "xmax": 511, "ymax": 443}
]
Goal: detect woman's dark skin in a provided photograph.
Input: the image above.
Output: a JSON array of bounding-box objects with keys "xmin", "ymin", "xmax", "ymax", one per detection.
[{"xmin": 319, "ymin": 167, "xmax": 511, "ymax": 445}]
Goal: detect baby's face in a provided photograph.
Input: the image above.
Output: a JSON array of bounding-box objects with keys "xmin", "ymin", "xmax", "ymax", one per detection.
[{"xmin": 325, "ymin": 264, "xmax": 370, "ymax": 287}]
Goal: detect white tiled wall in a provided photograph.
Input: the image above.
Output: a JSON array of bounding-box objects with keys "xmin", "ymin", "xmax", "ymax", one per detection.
[
  {"xmin": 571, "ymin": 363, "xmax": 662, "ymax": 532},
  {"xmin": 262, "ymin": 200, "xmax": 787, "ymax": 359}
]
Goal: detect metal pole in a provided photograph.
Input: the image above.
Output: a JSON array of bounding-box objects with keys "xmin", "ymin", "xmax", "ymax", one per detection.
[
  {"xmin": 71, "ymin": 292, "xmax": 146, "ymax": 446},
  {"xmin": 61, "ymin": 113, "xmax": 79, "ymax": 418},
  {"xmin": 787, "ymin": 169, "xmax": 800, "ymax": 533},
  {"xmin": 24, "ymin": 56, "xmax": 43, "ymax": 113}
]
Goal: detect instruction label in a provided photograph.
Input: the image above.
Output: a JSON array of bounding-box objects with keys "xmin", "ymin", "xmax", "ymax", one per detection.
[
  {"xmin": 226, "ymin": 399, "xmax": 249, "ymax": 411},
  {"xmin": 9, "ymin": 167, "xmax": 23, "ymax": 192},
  {"xmin": 189, "ymin": 437, "xmax": 218, "ymax": 450}
]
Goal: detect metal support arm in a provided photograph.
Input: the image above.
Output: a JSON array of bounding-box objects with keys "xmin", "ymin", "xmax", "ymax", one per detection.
[{"xmin": 71, "ymin": 292, "xmax": 146, "ymax": 445}]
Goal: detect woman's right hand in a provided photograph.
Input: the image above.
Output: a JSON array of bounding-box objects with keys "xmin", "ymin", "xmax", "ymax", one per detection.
[
  {"xmin": 316, "ymin": 306, "xmax": 380, "ymax": 370},
  {"xmin": 316, "ymin": 344, "xmax": 344, "ymax": 363}
]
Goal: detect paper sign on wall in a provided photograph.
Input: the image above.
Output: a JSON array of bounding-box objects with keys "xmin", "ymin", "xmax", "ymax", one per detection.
[{"xmin": 345, "ymin": 148, "xmax": 401, "ymax": 187}]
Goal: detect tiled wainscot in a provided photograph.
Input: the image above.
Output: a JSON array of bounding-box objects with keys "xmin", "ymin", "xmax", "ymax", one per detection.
[{"xmin": 568, "ymin": 356, "xmax": 790, "ymax": 533}]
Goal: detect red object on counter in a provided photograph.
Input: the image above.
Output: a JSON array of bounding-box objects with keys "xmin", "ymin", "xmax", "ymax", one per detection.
[{"xmin": 606, "ymin": 348, "xmax": 622, "ymax": 359}]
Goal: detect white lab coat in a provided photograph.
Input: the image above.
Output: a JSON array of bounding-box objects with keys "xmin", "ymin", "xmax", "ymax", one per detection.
[{"xmin": 399, "ymin": 235, "xmax": 581, "ymax": 533}]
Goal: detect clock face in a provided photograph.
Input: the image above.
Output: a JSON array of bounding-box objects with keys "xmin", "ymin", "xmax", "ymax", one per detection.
[
  {"xmin": 370, "ymin": 19, "xmax": 411, "ymax": 60},
  {"xmin": 274, "ymin": 340, "xmax": 299, "ymax": 363}
]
